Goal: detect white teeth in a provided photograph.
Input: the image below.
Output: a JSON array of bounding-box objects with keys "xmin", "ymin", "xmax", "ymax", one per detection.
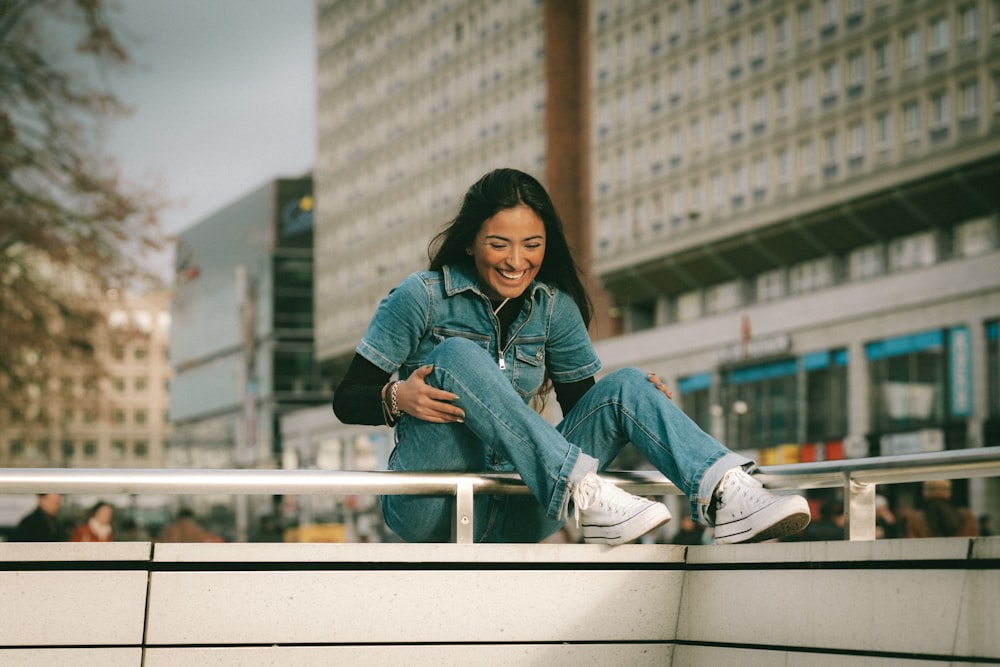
[{"xmin": 499, "ymin": 270, "xmax": 525, "ymax": 280}]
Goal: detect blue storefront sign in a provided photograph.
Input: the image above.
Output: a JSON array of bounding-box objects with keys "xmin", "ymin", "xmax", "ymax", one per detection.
[{"xmin": 949, "ymin": 326, "xmax": 972, "ymax": 418}]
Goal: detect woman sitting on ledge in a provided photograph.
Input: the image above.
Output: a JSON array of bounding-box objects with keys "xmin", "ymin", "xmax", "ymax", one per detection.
[{"xmin": 333, "ymin": 168, "xmax": 810, "ymax": 545}]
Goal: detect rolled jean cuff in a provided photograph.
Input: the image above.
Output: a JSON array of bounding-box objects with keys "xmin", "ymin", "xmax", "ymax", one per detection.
[
  {"xmin": 694, "ymin": 451, "xmax": 754, "ymax": 526},
  {"xmin": 552, "ymin": 450, "xmax": 599, "ymax": 521}
]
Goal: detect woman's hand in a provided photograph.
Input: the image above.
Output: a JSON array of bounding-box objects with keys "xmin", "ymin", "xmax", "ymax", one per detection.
[{"xmin": 395, "ymin": 365, "xmax": 465, "ymax": 423}]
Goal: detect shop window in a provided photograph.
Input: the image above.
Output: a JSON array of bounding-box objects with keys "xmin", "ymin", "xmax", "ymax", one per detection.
[
  {"xmin": 680, "ymin": 373, "xmax": 713, "ymax": 433},
  {"xmin": 867, "ymin": 330, "xmax": 946, "ymax": 432},
  {"xmin": 724, "ymin": 359, "xmax": 798, "ymax": 450},
  {"xmin": 805, "ymin": 350, "xmax": 848, "ymax": 441}
]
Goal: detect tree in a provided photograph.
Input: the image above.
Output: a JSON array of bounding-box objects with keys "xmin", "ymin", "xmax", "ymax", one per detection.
[{"xmin": 0, "ymin": 0, "xmax": 164, "ymax": 420}]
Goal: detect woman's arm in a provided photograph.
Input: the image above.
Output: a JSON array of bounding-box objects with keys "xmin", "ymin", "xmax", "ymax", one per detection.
[{"xmin": 332, "ymin": 353, "xmax": 391, "ymax": 425}]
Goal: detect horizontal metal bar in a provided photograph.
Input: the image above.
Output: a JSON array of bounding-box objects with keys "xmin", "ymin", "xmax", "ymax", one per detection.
[{"xmin": 0, "ymin": 447, "xmax": 997, "ymax": 497}]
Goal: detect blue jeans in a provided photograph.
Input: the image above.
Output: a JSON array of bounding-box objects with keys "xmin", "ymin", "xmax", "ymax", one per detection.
[{"xmin": 382, "ymin": 337, "xmax": 750, "ymax": 543}]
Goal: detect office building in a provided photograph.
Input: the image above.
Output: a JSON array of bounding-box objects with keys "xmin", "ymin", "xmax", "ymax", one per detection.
[{"xmin": 310, "ymin": 0, "xmax": 1000, "ymax": 519}]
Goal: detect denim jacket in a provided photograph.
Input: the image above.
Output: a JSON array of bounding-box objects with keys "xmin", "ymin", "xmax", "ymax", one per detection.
[{"xmin": 357, "ymin": 264, "xmax": 601, "ymax": 403}]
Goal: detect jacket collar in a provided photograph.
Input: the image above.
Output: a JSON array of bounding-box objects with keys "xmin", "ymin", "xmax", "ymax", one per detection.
[{"xmin": 442, "ymin": 263, "xmax": 553, "ymax": 299}]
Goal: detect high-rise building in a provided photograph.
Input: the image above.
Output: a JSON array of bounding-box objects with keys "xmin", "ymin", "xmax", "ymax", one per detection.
[{"xmin": 311, "ymin": 1, "xmax": 1000, "ymax": 518}]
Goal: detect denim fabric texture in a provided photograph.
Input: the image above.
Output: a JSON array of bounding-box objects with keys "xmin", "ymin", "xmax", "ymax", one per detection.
[{"xmin": 359, "ymin": 264, "xmax": 751, "ymax": 543}]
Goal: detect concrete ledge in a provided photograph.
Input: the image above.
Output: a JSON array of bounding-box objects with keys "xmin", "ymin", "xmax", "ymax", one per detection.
[{"xmin": 0, "ymin": 538, "xmax": 996, "ymax": 666}]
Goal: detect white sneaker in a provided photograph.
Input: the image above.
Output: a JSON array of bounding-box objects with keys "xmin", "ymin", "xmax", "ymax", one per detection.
[
  {"xmin": 713, "ymin": 468, "xmax": 810, "ymax": 544},
  {"xmin": 572, "ymin": 471, "xmax": 672, "ymax": 545}
]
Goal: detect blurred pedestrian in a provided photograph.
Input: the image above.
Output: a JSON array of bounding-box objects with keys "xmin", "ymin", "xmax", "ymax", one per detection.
[
  {"xmin": 978, "ymin": 514, "xmax": 993, "ymax": 537},
  {"xmin": 903, "ymin": 480, "xmax": 978, "ymax": 538},
  {"xmin": 875, "ymin": 494, "xmax": 902, "ymax": 539},
  {"xmin": 69, "ymin": 501, "xmax": 114, "ymax": 542},
  {"xmin": 157, "ymin": 508, "xmax": 223, "ymax": 543},
  {"xmin": 11, "ymin": 493, "xmax": 68, "ymax": 542}
]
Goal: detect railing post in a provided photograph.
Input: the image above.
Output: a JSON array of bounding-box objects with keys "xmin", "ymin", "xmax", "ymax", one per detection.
[
  {"xmin": 845, "ymin": 475, "xmax": 876, "ymax": 541},
  {"xmin": 452, "ymin": 479, "xmax": 475, "ymax": 544}
]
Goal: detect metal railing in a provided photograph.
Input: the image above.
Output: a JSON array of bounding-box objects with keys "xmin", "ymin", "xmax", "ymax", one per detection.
[{"xmin": 2, "ymin": 447, "xmax": 998, "ymax": 543}]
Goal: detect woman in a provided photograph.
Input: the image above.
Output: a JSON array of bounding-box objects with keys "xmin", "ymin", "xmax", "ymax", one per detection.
[
  {"xmin": 69, "ymin": 501, "xmax": 114, "ymax": 542},
  {"xmin": 333, "ymin": 168, "xmax": 809, "ymax": 544}
]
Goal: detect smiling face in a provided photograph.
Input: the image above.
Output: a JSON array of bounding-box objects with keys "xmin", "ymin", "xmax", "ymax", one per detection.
[{"xmin": 469, "ymin": 205, "xmax": 546, "ymax": 300}]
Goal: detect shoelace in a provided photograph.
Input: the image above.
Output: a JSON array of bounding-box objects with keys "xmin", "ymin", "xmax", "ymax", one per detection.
[
  {"xmin": 717, "ymin": 470, "xmax": 767, "ymax": 512},
  {"xmin": 572, "ymin": 474, "xmax": 601, "ymax": 528},
  {"xmin": 573, "ymin": 474, "xmax": 644, "ymax": 526}
]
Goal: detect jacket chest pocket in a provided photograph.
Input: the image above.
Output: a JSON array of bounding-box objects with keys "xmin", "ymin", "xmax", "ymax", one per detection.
[{"xmin": 512, "ymin": 339, "xmax": 546, "ymax": 398}]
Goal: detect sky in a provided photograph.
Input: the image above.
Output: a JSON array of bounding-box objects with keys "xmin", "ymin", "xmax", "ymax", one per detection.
[{"xmin": 92, "ymin": 1, "xmax": 317, "ymax": 276}]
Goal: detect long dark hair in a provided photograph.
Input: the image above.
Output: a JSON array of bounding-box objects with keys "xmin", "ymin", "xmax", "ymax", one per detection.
[{"xmin": 428, "ymin": 168, "xmax": 592, "ymax": 326}]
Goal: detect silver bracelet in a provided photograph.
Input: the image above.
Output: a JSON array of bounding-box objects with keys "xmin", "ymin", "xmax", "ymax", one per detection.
[{"xmin": 389, "ymin": 381, "xmax": 402, "ymax": 417}]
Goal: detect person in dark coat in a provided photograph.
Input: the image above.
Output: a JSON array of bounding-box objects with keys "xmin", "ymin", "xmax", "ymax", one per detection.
[{"xmin": 11, "ymin": 493, "xmax": 68, "ymax": 541}]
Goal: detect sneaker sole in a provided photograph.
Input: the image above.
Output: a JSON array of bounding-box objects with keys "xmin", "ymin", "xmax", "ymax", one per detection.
[
  {"xmin": 582, "ymin": 504, "xmax": 672, "ymax": 546},
  {"xmin": 714, "ymin": 496, "xmax": 811, "ymax": 545}
]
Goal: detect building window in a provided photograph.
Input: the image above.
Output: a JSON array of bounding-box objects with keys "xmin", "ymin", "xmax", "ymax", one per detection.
[
  {"xmin": 955, "ymin": 216, "xmax": 997, "ymax": 257},
  {"xmin": 789, "ymin": 257, "xmax": 833, "ymax": 294},
  {"xmin": 756, "ymin": 268, "xmax": 786, "ymax": 302},
  {"xmin": 798, "ymin": 3, "xmax": 815, "ymax": 41},
  {"xmin": 730, "ymin": 99, "xmax": 744, "ymax": 142},
  {"xmin": 960, "ymin": 79, "xmax": 979, "ymax": 119},
  {"xmin": 875, "ymin": 110, "xmax": 892, "ymax": 159},
  {"xmin": 83, "ymin": 440, "xmax": 98, "ymax": 458},
  {"xmin": 959, "ymin": 3, "xmax": 979, "ymax": 42},
  {"xmin": 134, "ymin": 440, "xmax": 149, "ymax": 458},
  {"xmin": 903, "ymin": 99, "xmax": 921, "ymax": 143},
  {"xmin": 806, "ymin": 350, "xmax": 849, "ymax": 442},
  {"xmin": 752, "ymin": 154, "xmax": 767, "ymax": 198},
  {"xmin": 776, "ymin": 146, "xmax": 790, "ymax": 189},
  {"xmin": 679, "ymin": 373, "xmax": 713, "ymax": 433},
  {"xmin": 688, "ymin": 54, "xmax": 702, "ymax": 93},
  {"xmin": 902, "ymin": 26, "xmax": 921, "ymax": 69},
  {"xmin": 888, "ymin": 231, "xmax": 936, "ymax": 271},
  {"xmin": 867, "ymin": 331, "xmax": 946, "ymax": 435},
  {"xmin": 725, "ymin": 359, "xmax": 799, "ymax": 450},
  {"xmin": 848, "ymin": 120, "xmax": 865, "ymax": 167},
  {"xmin": 729, "ymin": 34, "xmax": 743, "ymax": 78},
  {"xmin": 799, "ymin": 70, "xmax": 816, "ymax": 110},
  {"xmin": 822, "ymin": 60, "xmax": 840, "ymax": 106},
  {"xmin": 706, "ymin": 280, "xmax": 741, "ymax": 314},
  {"xmin": 930, "ymin": 89, "xmax": 950, "ymax": 141},
  {"xmin": 774, "ymin": 13, "xmax": 789, "ymax": 51},
  {"xmin": 849, "ymin": 243, "xmax": 885, "ymax": 280},
  {"xmin": 873, "ymin": 38, "xmax": 891, "ymax": 79},
  {"xmin": 799, "ymin": 137, "xmax": 817, "ymax": 177},
  {"xmin": 709, "ymin": 44, "xmax": 723, "ymax": 80},
  {"xmin": 775, "ymin": 80, "xmax": 789, "ymax": 119},
  {"xmin": 676, "ymin": 290, "xmax": 702, "ymax": 321},
  {"xmin": 750, "ymin": 23, "xmax": 766, "ymax": 66},
  {"xmin": 929, "ymin": 14, "xmax": 950, "ymax": 55},
  {"xmin": 823, "ymin": 130, "xmax": 839, "ymax": 177},
  {"xmin": 112, "ymin": 440, "xmax": 127, "ymax": 459},
  {"xmin": 847, "ymin": 49, "xmax": 864, "ymax": 96}
]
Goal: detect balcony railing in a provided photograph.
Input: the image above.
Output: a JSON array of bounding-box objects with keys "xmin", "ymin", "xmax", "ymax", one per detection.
[{"xmin": 2, "ymin": 447, "xmax": 998, "ymax": 543}]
